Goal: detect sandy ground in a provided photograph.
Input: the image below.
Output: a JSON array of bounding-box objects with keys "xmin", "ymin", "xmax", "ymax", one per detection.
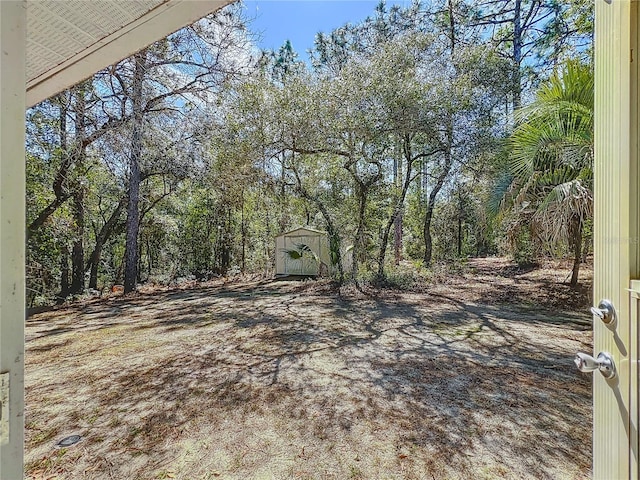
[{"xmin": 25, "ymin": 258, "xmax": 592, "ymax": 480}]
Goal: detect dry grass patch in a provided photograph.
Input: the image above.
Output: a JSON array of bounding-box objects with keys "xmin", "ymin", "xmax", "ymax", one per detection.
[{"xmin": 26, "ymin": 258, "xmax": 592, "ymax": 479}]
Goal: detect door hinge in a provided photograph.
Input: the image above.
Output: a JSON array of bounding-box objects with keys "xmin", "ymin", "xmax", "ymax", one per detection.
[{"xmin": 0, "ymin": 372, "xmax": 9, "ymax": 445}]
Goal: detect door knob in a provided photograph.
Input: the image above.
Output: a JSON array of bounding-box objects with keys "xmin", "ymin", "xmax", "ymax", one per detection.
[
  {"xmin": 574, "ymin": 352, "xmax": 616, "ymax": 379},
  {"xmin": 590, "ymin": 299, "xmax": 616, "ymax": 326}
]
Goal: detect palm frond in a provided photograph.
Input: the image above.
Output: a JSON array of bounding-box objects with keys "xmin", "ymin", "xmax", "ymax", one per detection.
[
  {"xmin": 531, "ymin": 178, "xmax": 593, "ymax": 249},
  {"xmin": 280, "ymin": 243, "xmax": 319, "ymax": 263},
  {"xmin": 488, "ymin": 170, "xmax": 515, "ymax": 215},
  {"xmin": 500, "ymin": 59, "xmax": 593, "ymax": 258}
]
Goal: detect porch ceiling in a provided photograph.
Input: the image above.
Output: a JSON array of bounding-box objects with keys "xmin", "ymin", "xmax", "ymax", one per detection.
[{"xmin": 26, "ymin": 0, "xmax": 232, "ymax": 107}]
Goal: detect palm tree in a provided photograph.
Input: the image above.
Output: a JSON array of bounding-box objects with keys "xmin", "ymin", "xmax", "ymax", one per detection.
[{"xmin": 499, "ymin": 60, "xmax": 593, "ymax": 287}]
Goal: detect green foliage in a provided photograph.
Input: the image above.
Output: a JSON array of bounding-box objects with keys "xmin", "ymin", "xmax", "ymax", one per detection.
[
  {"xmin": 497, "ymin": 60, "xmax": 593, "ymax": 283},
  {"xmin": 507, "ymin": 60, "xmax": 593, "ymax": 241},
  {"xmin": 24, "ymin": 1, "xmax": 595, "ymax": 304},
  {"xmin": 373, "ymin": 264, "xmax": 421, "ymax": 290},
  {"xmin": 511, "ymin": 227, "xmax": 538, "ymax": 267}
]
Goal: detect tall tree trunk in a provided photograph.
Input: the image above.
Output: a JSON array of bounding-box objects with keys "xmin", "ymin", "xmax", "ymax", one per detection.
[
  {"xmin": 512, "ymin": 0, "xmax": 523, "ymax": 108},
  {"xmin": 70, "ymin": 86, "xmax": 87, "ymax": 294},
  {"xmin": 87, "ymin": 197, "xmax": 127, "ymax": 290},
  {"xmin": 421, "ymin": 160, "xmax": 428, "ymax": 203},
  {"xmin": 352, "ymin": 183, "xmax": 368, "ymax": 281},
  {"xmin": 457, "ymin": 188, "xmax": 463, "ymax": 257},
  {"xmin": 447, "ymin": 0, "xmax": 456, "ymax": 55},
  {"xmin": 457, "ymin": 214, "xmax": 462, "ymax": 257},
  {"xmin": 221, "ymin": 208, "xmax": 232, "ymax": 275},
  {"xmin": 379, "ymin": 206, "xmax": 403, "ymax": 278},
  {"xmin": 582, "ymin": 234, "xmax": 590, "ymax": 263},
  {"xmin": 57, "ymin": 94, "xmax": 70, "ymax": 301},
  {"xmin": 70, "ymin": 191, "xmax": 85, "ymax": 293},
  {"xmin": 394, "ymin": 212, "xmax": 403, "ymax": 265},
  {"xmin": 314, "ymin": 203, "xmax": 344, "ymax": 284},
  {"xmin": 241, "ymin": 187, "xmax": 246, "ymax": 273},
  {"xmin": 423, "ymin": 201, "xmax": 436, "ymax": 266},
  {"xmin": 423, "ymin": 144, "xmax": 452, "ymax": 266},
  {"xmin": 378, "ymin": 218, "xmax": 394, "ymax": 278},
  {"xmin": 58, "ymin": 244, "xmax": 70, "ymax": 302},
  {"xmin": 378, "ymin": 139, "xmax": 414, "ymax": 277},
  {"xmin": 423, "ymin": 171, "xmax": 451, "ymax": 267},
  {"xmin": 147, "ymin": 237, "xmax": 152, "ymax": 279},
  {"xmin": 279, "ymin": 151, "xmax": 288, "ymax": 232},
  {"xmin": 393, "ymin": 150, "xmax": 403, "ymax": 266},
  {"xmin": 124, "ymin": 50, "xmax": 147, "ymax": 294}
]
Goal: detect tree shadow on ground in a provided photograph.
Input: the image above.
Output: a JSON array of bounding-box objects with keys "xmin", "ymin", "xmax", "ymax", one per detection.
[{"xmin": 25, "ymin": 269, "xmax": 592, "ymax": 480}]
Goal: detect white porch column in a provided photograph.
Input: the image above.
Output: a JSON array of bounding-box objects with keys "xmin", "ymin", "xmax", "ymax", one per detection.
[{"xmin": 0, "ymin": 1, "xmax": 26, "ymax": 479}]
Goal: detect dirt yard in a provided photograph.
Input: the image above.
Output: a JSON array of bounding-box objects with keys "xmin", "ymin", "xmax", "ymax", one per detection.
[{"xmin": 25, "ymin": 258, "xmax": 593, "ymax": 480}]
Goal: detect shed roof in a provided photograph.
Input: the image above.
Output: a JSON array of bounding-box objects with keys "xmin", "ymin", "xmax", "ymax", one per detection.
[{"xmin": 277, "ymin": 227, "xmax": 327, "ymax": 237}]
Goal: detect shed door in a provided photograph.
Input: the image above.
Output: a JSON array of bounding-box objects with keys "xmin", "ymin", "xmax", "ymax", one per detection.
[
  {"xmin": 593, "ymin": 2, "xmax": 640, "ymax": 478},
  {"xmin": 283, "ymin": 234, "xmax": 320, "ymax": 275}
]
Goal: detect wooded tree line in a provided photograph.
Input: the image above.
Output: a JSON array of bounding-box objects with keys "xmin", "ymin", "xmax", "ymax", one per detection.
[{"xmin": 25, "ymin": 0, "xmax": 593, "ymax": 305}]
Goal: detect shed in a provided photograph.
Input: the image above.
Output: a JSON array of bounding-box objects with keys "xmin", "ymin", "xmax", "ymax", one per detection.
[{"xmin": 275, "ymin": 227, "xmax": 331, "ymax": 276}]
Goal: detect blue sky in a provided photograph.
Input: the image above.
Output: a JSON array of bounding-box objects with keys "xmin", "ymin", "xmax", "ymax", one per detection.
[{"xmin": 243, "ymin": 1, "xmax": 410, "ymax": 61}]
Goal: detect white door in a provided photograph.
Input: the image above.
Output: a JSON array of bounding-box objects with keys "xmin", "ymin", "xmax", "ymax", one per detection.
[
  {"xmin": 592, "ymin": 1, "xmax": 640, "ymax": 478},
  {"xmin": 284, "ymin": 234, "xmax": 320, "ymax": 275}
]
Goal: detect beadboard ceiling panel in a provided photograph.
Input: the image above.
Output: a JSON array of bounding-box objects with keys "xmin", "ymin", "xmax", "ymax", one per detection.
[{"xmin": 26, "ymin": 0, "xmax": 232, "ymax": 106}]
